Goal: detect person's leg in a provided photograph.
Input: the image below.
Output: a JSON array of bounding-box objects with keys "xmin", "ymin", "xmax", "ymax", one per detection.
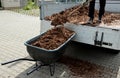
[
  {"xmin": 88, "ymin": 0, "xmax": 96, "ymax": 20},
  {"xmin": 87, "ymin": 0, "xmax": 96, "ymax": 24},
  {"xmin": 99, "ymin": 0, "xmax": 106, "ymax": 20}
]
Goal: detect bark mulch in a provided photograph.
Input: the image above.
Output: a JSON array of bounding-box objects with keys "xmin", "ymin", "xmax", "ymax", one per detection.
[
  {"xmin": 32, "ymin": 26, "xmax": 74, "ymax": 50},
  {"xmin": 59, "ymin": 56, "xmax": 118, "ymax": 78},
  {"xmin": 45, "ymin": 5, "xmax": 120, "ymax": 26}
]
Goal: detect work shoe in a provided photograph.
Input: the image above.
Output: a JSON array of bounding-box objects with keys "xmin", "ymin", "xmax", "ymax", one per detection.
[
  {"xmin": 86, "ymin": 18, "xmax": 93, "ymax": 24},
  {"xmin": 97, "ymin": 16, "xmax": 102, "ymax": 23},
  {"xmin": 96, "ymin": 20, "xmax": 102, "ymax": 23}
]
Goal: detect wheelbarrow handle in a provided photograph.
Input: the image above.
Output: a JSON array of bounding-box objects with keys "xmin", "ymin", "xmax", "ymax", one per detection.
[{"xmin": 1, "ymin": 58, "xmax": 35, "ymax": 65}]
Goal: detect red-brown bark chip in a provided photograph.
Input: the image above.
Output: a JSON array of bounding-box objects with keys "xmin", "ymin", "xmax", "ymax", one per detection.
[
  {"xmin": 32, "ymin": 27, "xmax": 74, "ymax": 50},
  {"xmin": 45, "ymin": 5, "xmax": 120, "ymax": 26},
  {"xmin": 59, "ymin": 56, "xmax": 115, "ymax": 78}
]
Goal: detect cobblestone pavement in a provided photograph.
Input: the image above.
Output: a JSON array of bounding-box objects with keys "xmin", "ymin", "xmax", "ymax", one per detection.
[
  {"xmin": 0, "ymin": 10, "xmax": 71, "ymax": 78},
  {"xmin": 0, "ymin": 10, "xmax": 120, "ymax": 78}
]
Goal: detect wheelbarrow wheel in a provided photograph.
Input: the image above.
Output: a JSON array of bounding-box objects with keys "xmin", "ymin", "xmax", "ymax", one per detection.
[{"xmin": 49, "ymin": 63, "xmax": 55, "ymax": 76}]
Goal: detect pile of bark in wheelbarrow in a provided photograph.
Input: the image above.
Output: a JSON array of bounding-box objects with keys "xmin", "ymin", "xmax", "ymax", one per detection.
[
  {"xmin": 45, "ymin": 5, "xmax": 120, "ymax": 26},
  {"xmin": 32, "ymin": 26, "xmax": 74, "ymax": 50}
]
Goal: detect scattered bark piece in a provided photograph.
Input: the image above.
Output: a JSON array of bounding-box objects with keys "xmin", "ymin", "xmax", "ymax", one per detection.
[{"xmin": 59, "ymin": 56, "xmax": 116, "ymax": 78}]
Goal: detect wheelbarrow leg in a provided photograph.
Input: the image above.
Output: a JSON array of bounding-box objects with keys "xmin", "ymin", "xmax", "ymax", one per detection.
[
  {"xmin": 49, "ymin": 63, "xmax": 55, "ymax": 76},
  {"xmin": 27, "ymin": 64, "xmax": 42, "ymax": 75},
  {"xmin": 33, "ymin": 61, "xmax": 41, "ymax": 71}
]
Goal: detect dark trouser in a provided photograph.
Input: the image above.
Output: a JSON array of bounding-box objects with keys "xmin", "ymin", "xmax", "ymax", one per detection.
[
  {"xmin": 0, "ymin": 0, "xmax": 2, "ymax": 7},
  {"xmin": 88, "ymin": 0, "xmax": 106, "ymax": 20}
]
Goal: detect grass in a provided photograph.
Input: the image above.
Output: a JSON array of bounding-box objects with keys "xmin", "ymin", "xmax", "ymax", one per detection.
[{"xmin": 10, "ymin": 8, "xmax": 40, "ymax": 17}]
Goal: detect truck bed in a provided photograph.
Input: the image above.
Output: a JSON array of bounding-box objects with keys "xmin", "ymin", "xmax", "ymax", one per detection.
[{"xmin": 40, "ymin": 0, "xmax": 120, "ymax": 51}]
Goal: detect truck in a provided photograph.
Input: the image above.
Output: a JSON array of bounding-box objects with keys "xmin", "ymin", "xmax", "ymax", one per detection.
[{"xmin": 39, "ymin": 0, "xmax": 120, "ymax": 53}]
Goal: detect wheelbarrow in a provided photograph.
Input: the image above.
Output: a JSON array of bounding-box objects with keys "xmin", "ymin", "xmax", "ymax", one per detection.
[{"xmin": 1, "ymin": 31, "xmax": 75, "ymax": 76}]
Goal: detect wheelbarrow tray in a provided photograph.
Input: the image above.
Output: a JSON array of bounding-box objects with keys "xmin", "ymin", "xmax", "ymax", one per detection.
[{"xmin": 24, "ymin": 32, "xmax": 75, "ymax": 64}]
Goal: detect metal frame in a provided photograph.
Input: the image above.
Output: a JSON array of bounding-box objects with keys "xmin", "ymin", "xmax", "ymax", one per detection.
[{"xmin": 1, "ymin": 58, "xmax": 55, "ymax": 76}]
